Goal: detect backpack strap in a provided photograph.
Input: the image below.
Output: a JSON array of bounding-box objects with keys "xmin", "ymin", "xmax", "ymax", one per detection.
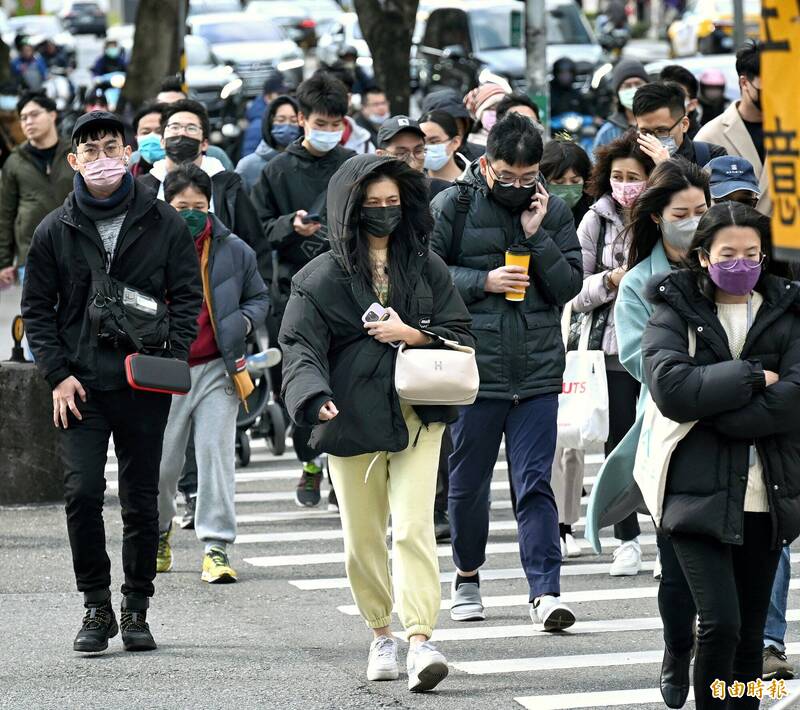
[
  {"xmin": 694, "ymin": 140, "xmax": 712, "ymax": 167},
  {"xmin": 595, "ymin": 215, "xmax": 608, "ymax": 274},
  {"xmin": 448, "ymin": 182, "xmax": 473, "ymax": 265}
]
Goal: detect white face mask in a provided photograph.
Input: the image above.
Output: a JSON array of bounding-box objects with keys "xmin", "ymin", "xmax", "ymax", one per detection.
[
  {"xmin": 661, "ymin": 214, "xmax": 702, "ymax": 251},
  {"xmin": 618, "ymin": 86, "xmax": 639, "ymax": 111},
  {"xmin": 424, "ymin": 143, "xmax": 450, "ymax": 171},
  {"xmin": 307, "ymin": 128, "xmax": 343, "ymax": 153}
]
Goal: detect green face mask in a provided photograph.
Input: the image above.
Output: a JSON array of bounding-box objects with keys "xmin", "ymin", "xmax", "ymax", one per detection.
[
  {"xmin": 179, "ymin": 208, "xmax": 208, "ymax": 237},
  {"xmin": 549, "ymin": 183, "xmax": 584, "ymax": 209}
]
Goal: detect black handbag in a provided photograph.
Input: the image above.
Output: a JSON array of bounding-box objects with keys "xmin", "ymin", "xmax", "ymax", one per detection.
[{"xmin": 125, "ymin": 353, "xmax": 191, "ymax": 395}]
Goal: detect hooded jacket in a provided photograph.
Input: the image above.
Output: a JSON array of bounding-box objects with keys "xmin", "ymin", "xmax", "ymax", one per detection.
[
  {"xmin": 0, "ymin": 137, "xmax": 73, "ymax": 269},
  {"xmin": 251, "ymin": 137, "xmax": 356, "ymax": 317},
  {"xmin": 642, "ymin": 269, "xmax": 800, "ymax": 548},
  {"xmin": 430, "ymin": 161, "xmax": 583, "ymax": 400},
  {"xmin": 21, "ymin": 180, "xmax": 202, "ymax": 391},
  {"xmin": 342, "ymin": 115, "xmax": 375, "ymax": 154},
  {"xmin": 593, "ymin": 59, "xmax": 649, "ymax": 152},
  {"xmin": 279, "ymin": 155, "xmax": 474, "ymax": 457},
  {"xmin": 138, "ymin": 156, "xmax": 268, "ymax": 280}
]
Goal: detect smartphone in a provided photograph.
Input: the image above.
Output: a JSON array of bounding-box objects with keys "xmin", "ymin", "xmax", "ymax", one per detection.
[
  {"xmin": 361, "ymin": 302, "xmax": 389, "ymax": 324},
  {"xmin": 301, "ymin": 213, "xmax": 322, "ymax": 224}
]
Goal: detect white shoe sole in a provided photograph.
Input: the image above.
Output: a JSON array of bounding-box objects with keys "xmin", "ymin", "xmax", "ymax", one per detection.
[
  {"xmin": 610, "ymin": 564, "xmax": 642, "ymax": 577},
  {"xmin": 533, "ymin": 606, "xmax": 576, "ymax": 632},
  {"xmin": 450, "ymin": 607, "xmax": 486, "ymax": 622},
  {"xmin": 409, "ymin": 660, "xmax": 449, "ymax": 692},
  {"xmin": 367, "ymin": 665, "xmax": 399, "ymax": 681}
]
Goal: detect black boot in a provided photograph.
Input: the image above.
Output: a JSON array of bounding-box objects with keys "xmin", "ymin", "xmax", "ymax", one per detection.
[
  {"xmin": 73, "ymin": 602, "xmax": 118, "ymax": 653},
  {"xmin": 120, "ymin": 607, "xmax": 157, "ymax": 652},
  {"xmin": 660, "ymin": 646, "xmax": 691, "ymax": 709}
]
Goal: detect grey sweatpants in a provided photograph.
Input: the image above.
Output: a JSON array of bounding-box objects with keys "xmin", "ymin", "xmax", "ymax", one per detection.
[
  {"xmin": 550, "ymin": 447, "xmax": 585, "ymax": 526},
  {"xmin": 158, "ymin": 358, "xmax": 239, "ymax": 548}
]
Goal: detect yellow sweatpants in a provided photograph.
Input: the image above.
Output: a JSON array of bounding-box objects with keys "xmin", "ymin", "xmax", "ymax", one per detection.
[{"xmin": 328, "ymin": 402, "xmax": 444, "ymax": 639}]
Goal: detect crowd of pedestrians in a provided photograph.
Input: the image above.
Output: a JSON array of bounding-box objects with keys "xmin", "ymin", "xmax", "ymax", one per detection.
[{"xmin": 1, "ymin": 33, "xmax": 798, "ymax": 706}]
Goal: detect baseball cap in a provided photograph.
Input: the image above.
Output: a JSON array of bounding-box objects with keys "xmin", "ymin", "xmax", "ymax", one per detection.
[
  {"xmin": 707, "ymin": 156, "xmax": 760, "ymax": 199},
  {"xmin": 71, "ymin": 110, "xmax": 125, "ymax": 143},
  {"xmin": 377, "ymin": 116, "xmax": 425, "ymax": 148}
]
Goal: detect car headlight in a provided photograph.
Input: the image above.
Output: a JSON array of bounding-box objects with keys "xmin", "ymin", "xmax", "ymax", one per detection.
[
  {"xmin": 220, "ymin": 78, "xmax": 242, "ymax": 100},
  {"xmin": 563, "ymin": 115, "xmax": 582, "ymax": 132},
  {"xmin": 277, "ymin": 58, "xmax": 305, "ymax": 72}
]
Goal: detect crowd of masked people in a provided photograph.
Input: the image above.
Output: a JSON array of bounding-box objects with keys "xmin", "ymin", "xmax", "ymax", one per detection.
[{"xmin": 2, "ymin": 36, "xmax": 799, "ymax": 705}]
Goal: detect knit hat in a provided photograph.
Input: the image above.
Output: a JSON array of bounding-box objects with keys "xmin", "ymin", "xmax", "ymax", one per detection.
[
  {"xmin": 463, "ymin": 83, "xmax": 509, "ymax": 121},
  {"xmin": 611, "ymin": 58, "xmax": 649, "ymax": 93}
]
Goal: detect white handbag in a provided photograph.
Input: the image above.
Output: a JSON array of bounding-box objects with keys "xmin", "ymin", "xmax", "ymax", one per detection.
[{"xmin": 394, "ymin": 337, "xmax": 480, "ymax": 406}]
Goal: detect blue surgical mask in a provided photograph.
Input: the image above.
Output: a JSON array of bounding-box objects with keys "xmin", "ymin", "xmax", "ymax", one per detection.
[
  {"xmin": 106, "ymin": 47, "xmax": 121, "ymax": 59},
  {"xmin": 271, "ymin": 123, "xmax": 301, "ymax": 147},
  {"xmin": 0, "ymin": 95, "xmax": 16, "ymax": 111},
  {"xmin": 307, "ymin": 128, "xmax": 343, "ymax": 153},
  {"xmin": 137, "ymin": 133, "xmax": 165, "ymax": 164},
  {"xmin": 424, "ymin": 143, "xmax": 450, "ymax": 172},
  {"xmin": 659, "ymin": 135, "xmax": 679, "ymax": 156}
]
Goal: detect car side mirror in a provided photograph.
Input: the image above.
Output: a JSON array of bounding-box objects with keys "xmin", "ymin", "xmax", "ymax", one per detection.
[{"xmin": 442, "ymin": 44, "xmax": 467, "ymax": 59}]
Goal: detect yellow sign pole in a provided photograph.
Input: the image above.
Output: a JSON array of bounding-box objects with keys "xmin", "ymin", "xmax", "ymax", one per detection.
[{"xmin": 762, "ymin": 0, "xmax": 800, "ymax": 260}]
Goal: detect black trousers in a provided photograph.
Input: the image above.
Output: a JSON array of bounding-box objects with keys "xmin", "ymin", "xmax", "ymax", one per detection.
[
  {"xmin": 657, "ymin": 529, "xmax": 697, "ymax": 655},
  {"xmin": 606, "ymin": 369, "xmax": 641, "ymax": 541},
  {"xmin": 59, "ymin": 387, "xmax": 171, "ymax": 605},
  {"xmin": 434, "ymin": 426, "xmax": 453, "ymax": 513},
  {"xmin": 177, "ymin": 426, "xmax": 197, "ymax": 498},
  {"xmin": 671, "ymin": 514, "xmax": 781, "ymax": 709}
]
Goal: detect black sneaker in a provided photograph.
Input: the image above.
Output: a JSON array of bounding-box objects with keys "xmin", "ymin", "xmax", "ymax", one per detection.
[
  {"xmin": 120, "ymin": 609, "xmax": 157, "ymax": 652},
  {"xmin": 181, "ymin": 495, "xmax": 196, "ymax": 530},
  {"xmin": 74, "ymin": 603, "xmax": 118, "ymax": 653},
  {"xmin": 327, "ymin": 487, "xmax": 339, "ymax": 513},
  {"xmin": 295, "ymin": 463, "xmax": 323, "ymax": 507},
  {"xmin": 434, "ymin": 510, "xmax": 451, "ymax": 542}
]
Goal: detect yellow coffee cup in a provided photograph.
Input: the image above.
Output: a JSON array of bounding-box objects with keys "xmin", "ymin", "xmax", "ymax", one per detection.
[{"xmin": 505, "ymin": 245, "xmax": 531, "ymax": 302}]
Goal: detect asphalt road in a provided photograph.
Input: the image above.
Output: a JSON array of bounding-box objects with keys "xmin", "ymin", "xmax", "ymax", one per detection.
[{"xmin": 2, "ymin": 437, "xmax": 799, "ymax": 710}]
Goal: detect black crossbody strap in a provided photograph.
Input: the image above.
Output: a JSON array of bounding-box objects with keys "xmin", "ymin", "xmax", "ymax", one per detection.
[
  {"xmin": 448, "ymin": 183, "xmax": 472, "ymax": 265},
  {"xmin": 76, "ymin": 235, "xmax": 109, "ymax": 349}
]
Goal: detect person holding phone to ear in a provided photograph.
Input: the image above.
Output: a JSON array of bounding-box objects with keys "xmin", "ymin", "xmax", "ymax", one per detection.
[{"xmin": 279, "ymin": 154, "xmax": 473, "ymax": 692}]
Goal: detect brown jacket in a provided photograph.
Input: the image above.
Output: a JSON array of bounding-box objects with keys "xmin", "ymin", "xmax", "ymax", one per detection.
[{"xmin": 696, "ymin": 101, "xmax": 771, "ymax": 216}]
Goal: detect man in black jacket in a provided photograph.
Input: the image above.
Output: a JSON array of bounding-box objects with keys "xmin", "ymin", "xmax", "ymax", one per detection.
[
  {"xmin": 431, "ymin": 113, "xmax": 583, "ymax": 632},
  {"xmin": 21, "ymin": 111, "xmax": 202, "ymax": 654},
  {"xmin": 251, "ymin": 72, "xmax": 355, "ymax": 508},
  {"xmin": 633, "ymin": 81, "xmax": 727, "ymax": 167}
]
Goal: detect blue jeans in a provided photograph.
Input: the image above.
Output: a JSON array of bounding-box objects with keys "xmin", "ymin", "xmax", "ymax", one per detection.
[
  {"xmin": 764, "ymin": 545, "xmax": 791, "ymax": 650},
  {"xmin": 448, "ymin": 394, "xmax": 561, "ymax": 600}
]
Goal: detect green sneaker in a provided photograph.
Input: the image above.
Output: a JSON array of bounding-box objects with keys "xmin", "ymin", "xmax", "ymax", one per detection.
[
  {"xmin": 156, "ymin": 525, "xmax": 173, "ymax": 573},
  {"xmin": 295, "ymin": 462, "xmax": 323, "ymax": 508}
]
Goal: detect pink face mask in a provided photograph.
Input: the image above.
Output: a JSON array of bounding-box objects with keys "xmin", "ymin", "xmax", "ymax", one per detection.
[
  {"xmin": 83, "ymin": 156, "xmax": 126, "ymax": 190},
  {"xmin": 610, "ymin": 179, "xmax": 647, "ymax": 208},
  {"xmin": 481, "ymin": 110, "xmax": 497, "ymax": 132}
]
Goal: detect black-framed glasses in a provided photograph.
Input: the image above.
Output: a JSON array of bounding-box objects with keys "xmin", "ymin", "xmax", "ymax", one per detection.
[
  {"xmin": 487, "ymin": 162, "xmax": 539, "ymax": 188},
  {"xmin": 638, "ymin": 114, "xmax": 685, "ymax": 140},
  {"xmin": 387, "ymin": 147, "xmax": 426, "ymax": 162}
]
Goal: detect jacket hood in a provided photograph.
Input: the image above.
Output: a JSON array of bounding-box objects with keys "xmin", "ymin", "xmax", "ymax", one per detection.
[
  {"xmin": 254, "ymin": 139, "xmax": 277, "ymax": 160},
  {"xmin": 326, "ymin": 154, "xmax": 399, "ymax": 275},
  {"xmin": 209, "ymin": 211, "xmax": 232, "ymax": 240},
  {"xmin": 459, "ymin": 159, "xmax": 489, "ymax": 193},
  {"xmin": 263, "ymin": 95, "xmax": 299, "ymax": 149},
  {"xmin": 605, "ymin": 110, "xmax": 631, "ymax": 130},
  {"xmin": 150, "ymin": 155, "xmax": 226, "ymax": 182},
  {"xmin": 612, "ymin": 58, "xmax": 648, "ymax": 93},
  {"xmin": 343, "ymin": 115, "xmax": 372, "ymax": 150},
  {"xmin": 420, "ymin": 88, "xmax": 470, "ymax": 121}
]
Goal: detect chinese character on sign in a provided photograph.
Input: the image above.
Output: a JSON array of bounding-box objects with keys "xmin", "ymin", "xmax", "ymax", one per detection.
[
  {"xmin": 764, "ymin": 117, "xmax": 800, "ymax": 225},
  {"xmin": 711, "ymin": 679, "xmax": 727, "ymax": 700},
  {"xmin": 767, "ymin": 678, "xmax": 789, "ymax": 700},
  {"xmin": 729, "ymin": 681, "xmax": 746, "ymax": 698},
  {"xmin": 747, "ymin": 678, "xmax": 765, "ymax": 699}
]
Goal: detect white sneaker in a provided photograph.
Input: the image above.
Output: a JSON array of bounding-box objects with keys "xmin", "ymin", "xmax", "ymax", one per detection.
[
  {"xmin": 407, "ymin": 640, "xmax": 449, "ymax": 692},
  {"xmin": 564, "ymin": 533, "xmax": 582, "ymax": 558},
  {"xmin": 367, "ymin": 635, "xmax": 399, "ymax": 681},
  {"xmin": 610, "ymin": 538, "xmax": 642, "ymax": 577},
  {"xmin": 653, "ymin": 549, "xmax": 662, "ymax": 580},
  {"xmin": 530, "ymin": 595, "xmax": 576, "ymax": 632},
  {"xmin": 560, "ymin": 537, "xmax": 568, "ymax": 560}
]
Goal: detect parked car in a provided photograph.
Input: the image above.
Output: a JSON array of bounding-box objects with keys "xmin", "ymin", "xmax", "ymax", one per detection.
[
  {"xmin": 245, "ymin": 1, "xmax": 317, "ymax": 50},
  {"xmin": 187, "ymin": 12, "xmax": 305, "ymax": 97},
  {"xmin": 60, "ymin": 1, "xmax": 107, "ymax": 37},
  {"xmin": 668, "ymin": 0, "xmax": 761, "ymax": 57},
  {"xmin": 414, "ymin": 0, "xmax": 604, "ymax": 97},
  {"xmin": 5, "ymin": 14, "xmax": 76, "ymax": 63},
  {"xmin": 293, "ymin": 0, "xmax": 344, "ymax": 40},
  {"xmin": 316, "ymin": 12, "xmax": 372, "ymax": 72},
  {"xmin": 645, "ymin": 54, "xmax": 740, "ymax": 103}
]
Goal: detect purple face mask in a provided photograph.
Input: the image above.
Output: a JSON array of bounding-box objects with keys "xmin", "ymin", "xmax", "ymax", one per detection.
[{"xmin": 708, "ymin": 259, "xmax": 762, "ymax": 296}]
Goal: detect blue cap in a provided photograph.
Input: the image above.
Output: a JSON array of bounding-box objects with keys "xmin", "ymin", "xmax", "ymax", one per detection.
[{"xmin": 707, "ymin": 155, "xmax": 760, "ymax": 199}]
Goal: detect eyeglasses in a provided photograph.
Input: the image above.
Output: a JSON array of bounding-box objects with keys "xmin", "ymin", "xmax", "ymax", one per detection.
[
  {"xmin": 19, "ymin": 109, "xmax": 45, "ymax": 123},
  {"xmin": 487, "ymin": 162, "xmax": 540, "ymax": 188},
  {"xmin": 638, "ymin": 115, "xmax": 685, "ymax": 140},
  {"xmin": 703, "ymin": 250, "xmax": 766, "ymax": 270},
  {"xmin": 387, "ymin": 147, "xmax": 426, "ymax": 162},
  {"xmin": 164, "ymin": 122, "xmax": 203, "ymax": 137},
  {"xmin": 77, "ymin": 143, "xmax": 123, "ymax": 161}
]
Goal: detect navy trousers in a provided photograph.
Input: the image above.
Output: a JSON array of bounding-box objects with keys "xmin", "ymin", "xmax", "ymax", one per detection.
[{"xmin": 448, "ymin": 394, "xmax": 562, "ymax": 600}]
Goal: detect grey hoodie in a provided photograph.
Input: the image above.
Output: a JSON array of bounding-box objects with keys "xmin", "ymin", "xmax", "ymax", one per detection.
[{"xmin": 235, "ymin": 139, "xmax": 278, "ymax": 193}]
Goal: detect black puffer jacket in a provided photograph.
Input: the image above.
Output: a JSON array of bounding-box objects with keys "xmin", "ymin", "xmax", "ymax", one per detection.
[
  {"xmin": 21, "ymin": 182, "xmax": 202, "ymax": 391},
  {"xmin": 279, "ymin": 155, "xmax": 474, "ymax": 457},
  {"xmin": 430, "ymin": 162, "xmax": 583, "ymax": 400},
  {"xmin": 642, "ymin": 269, "xmax": 800, "ymax": 548}
]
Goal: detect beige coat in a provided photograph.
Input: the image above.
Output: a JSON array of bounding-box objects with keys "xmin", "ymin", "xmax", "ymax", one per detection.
[{"xmin": 696, "ymin": 101, "xmax": 772, "ymax": 216}]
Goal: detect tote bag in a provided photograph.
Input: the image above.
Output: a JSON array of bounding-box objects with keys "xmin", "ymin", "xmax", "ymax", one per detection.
[
  {"xmin": 633, "ymin": 328, "xmax": 697, "ymax": 527},
  {"xmin": 557, "ymin": 303, "xmax": 609, "ymax": 449}
]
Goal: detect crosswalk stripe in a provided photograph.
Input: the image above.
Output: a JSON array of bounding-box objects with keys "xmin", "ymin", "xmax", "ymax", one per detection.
[
  {"xmin": 457, "ymin": 642, "xmax": 800, "ymax": 676},
  {"xmin": 245, "ymin": 534, "xmax": 659, "ymax": 567}
]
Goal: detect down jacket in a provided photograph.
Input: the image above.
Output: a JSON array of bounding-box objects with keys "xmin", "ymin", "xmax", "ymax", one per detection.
[{"xmin": 642, "ymin": 269, "xmax": 800, "ymax": 548}]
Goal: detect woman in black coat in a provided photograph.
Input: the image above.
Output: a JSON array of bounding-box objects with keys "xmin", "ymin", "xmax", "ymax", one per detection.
[
  {"xmin": 642, "ymin": 202, "xmax": 800, "ymax": 709},
  {"xmin": 279, "ymin": 154, "xmax": 473, "ymax": 693}
]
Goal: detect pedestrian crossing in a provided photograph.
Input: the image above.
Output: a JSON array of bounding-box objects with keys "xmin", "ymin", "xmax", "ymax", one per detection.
[{"xmin": 104, "ymin": 436, "xmax": 799, "ymax": 709}]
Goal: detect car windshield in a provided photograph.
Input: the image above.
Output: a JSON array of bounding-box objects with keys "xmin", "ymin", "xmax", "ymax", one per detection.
[
  {"xmin": 188, "ymin": 0, "xmax": 241, "ymax": 14},
  {"xmin": 470, "ymin": 5, "xmax": 591, "ymax": 51},
  {"xmin": 194, "ymin": 21, "xmax": 285, "ymax": 43},
  {"xmin": 9, "ymin": 16, "xmax": 61, "ymax": 35},
  {"xmin": 72, "ymin": 3, "xmax": 100, "ymax": 10}
]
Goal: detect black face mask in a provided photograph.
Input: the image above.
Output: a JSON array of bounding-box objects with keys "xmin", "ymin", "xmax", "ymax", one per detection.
[
  {"xmin": 360, "ymin": 205, "xmax": 402, "ymax": 237},
  {"xmin": 489, "ymin": 181, "xmax": 536, "ymax": 213},
  {"xmin": 164, "ymin": 135, "xmax": 201, "ymax": 164}
]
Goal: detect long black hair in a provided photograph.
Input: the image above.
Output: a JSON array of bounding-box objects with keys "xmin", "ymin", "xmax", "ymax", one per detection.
[
  {"xmin": 349, "ymin": 159, "xmax": 433, "ymax": 312},
  {"xmin": 627, "ymin": 158, "xmax": 710, "ymax": 269},
  {"xmin": 686, "ymin": 201, "xmax": 791, "ymax": 299}
]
